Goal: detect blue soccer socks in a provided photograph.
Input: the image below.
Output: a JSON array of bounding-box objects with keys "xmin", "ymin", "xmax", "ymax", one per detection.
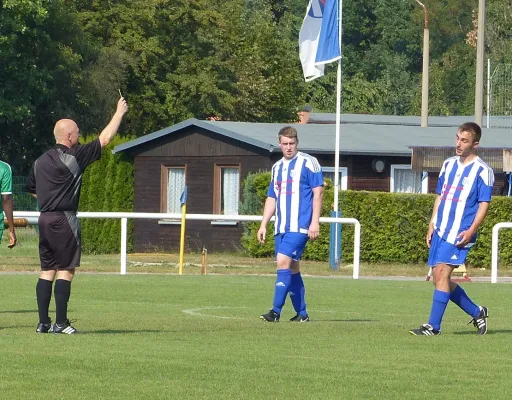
[
  {"xmin": 450, "ymin": 284, "xmax": 480, "ymax": 318},
  {"xmin": 271, "ymin": 269, "xmax": 292, "ymax": 315},
  {"xmin": 289, "ymin": 272, "xmax": 307, "ymax": 316},
  {"xmin": 428, "ymin": 290, "xmax": 450, "ymax": 331}
]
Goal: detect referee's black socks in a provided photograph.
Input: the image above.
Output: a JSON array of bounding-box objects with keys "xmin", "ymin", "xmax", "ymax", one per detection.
[
  {"xmin": 36, "ymin": 278, "xmax": 53, "ymax": 324},
  {"xmin": 54, "ymin": 279, "xmax": 72, "ymax": 324}
]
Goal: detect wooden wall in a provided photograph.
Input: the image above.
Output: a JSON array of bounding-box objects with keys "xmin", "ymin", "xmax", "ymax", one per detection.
[{"xmin": 132, "ymin": 128, "xmax": 272, "ymax": 252}]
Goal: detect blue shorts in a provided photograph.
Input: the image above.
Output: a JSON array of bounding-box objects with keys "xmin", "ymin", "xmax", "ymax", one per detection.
[
  {"xmin": 427, "ymin": 232, "xmax": 470, "ymax": 267},
  {"xmin": 274, "ymin": 232, "xmax": 309, "ymax": 261}
]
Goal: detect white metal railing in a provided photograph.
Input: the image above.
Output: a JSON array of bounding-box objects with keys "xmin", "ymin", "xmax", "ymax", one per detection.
[
  {"xmin": 13, "ymin": 212, "xmax": 361, "ymax": 278},
  {"xmin": 491, "ymin": 222, "xmax": 512, "ymax": 283}
]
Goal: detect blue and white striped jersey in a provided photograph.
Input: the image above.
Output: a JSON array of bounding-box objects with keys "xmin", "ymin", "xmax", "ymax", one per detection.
[
  {"xmin": 433, "ymin": 156, "xmax": 494, "ymax": 246},
  {"xmin": 267, "ymin": 152, "xmax": 324, "ymax": 235}
]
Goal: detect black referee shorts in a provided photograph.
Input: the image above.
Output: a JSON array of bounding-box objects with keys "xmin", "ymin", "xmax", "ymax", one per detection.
[{"xmin": 38, "ymin": 211, "xmax": 81, "ymax": 270}]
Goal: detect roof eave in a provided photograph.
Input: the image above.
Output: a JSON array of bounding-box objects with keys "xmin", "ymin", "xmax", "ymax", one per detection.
[{"xmin": 112, "ymin": 119, "xmax": 275, "ymax": 154}]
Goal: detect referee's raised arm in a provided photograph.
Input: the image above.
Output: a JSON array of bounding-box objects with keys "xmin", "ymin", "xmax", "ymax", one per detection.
[{"xmin": 99, "ymin": 97, "xmax": 129, "ymax": 148}]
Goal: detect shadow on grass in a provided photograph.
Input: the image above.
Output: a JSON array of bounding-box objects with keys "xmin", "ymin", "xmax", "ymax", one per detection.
[
  {"xmin": 0, "ymin": 327, "xmax": 162, "ymax": 334},
  {"xmin": 0, "ymin": 309, "xmax": 37, "ymax": 314},
  {"xmin": 83, "ymin": 329, "xmax": 162, "ymax": 334},
  {"xmin": 453, "ymin": 329, "xmax": 512, "ymax": 335},
  {"xmin": 0, "ymin": 325, "xmax": 34, "ymax": 331}
]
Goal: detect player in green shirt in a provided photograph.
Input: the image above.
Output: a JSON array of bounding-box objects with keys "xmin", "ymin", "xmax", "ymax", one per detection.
[{"xmin": 0, "ymin": 160, "xmax": 17, "ymax": 248}]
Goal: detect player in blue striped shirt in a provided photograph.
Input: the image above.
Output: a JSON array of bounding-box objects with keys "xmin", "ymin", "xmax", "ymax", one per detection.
[
  {"xmin": 410, "ymin": 122, "xmax": 494, "ymax": 336},
  {"xmin": 258, "ymin": 127, "xmax": 324, "ymax": 322}
]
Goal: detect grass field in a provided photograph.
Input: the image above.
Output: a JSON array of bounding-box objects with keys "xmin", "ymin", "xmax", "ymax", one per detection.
[{"xmin": 1, "ymin": 273, "xmax": 512, "ymax": 399}]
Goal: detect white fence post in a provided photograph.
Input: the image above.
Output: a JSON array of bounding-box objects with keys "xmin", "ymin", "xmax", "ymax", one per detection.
[
  {"xmin": 120, "ymin": 217, "xmax": 128, "ymax": 275},
  {"xmin": 491, "ymin": 222, "xmax": 512, "ymax": 283},
  {"xmin": 353, "ymin": 221, "xmax": 361, "ymax": 279},
  {"xmin": 491, "ymin": 224, "xmax": 499, "ymax": 283}
]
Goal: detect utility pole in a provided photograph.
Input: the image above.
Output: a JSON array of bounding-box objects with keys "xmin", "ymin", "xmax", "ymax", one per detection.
[
  {"xmin": 416, "ymin": 0, "xmax": 429, "ymax": 127},
  {"xmin": 475, "ymin": 0, "xmax": 485, "ymax": 126}
]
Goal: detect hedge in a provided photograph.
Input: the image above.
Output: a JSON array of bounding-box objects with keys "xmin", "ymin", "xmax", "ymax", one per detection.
[
  {"xmin": 78, "ymin": 135, "xmax": 134, "ymax": 254},
  {"xmin": 240, "ymin": 171, "xmax": 512, "ymax": 267}
]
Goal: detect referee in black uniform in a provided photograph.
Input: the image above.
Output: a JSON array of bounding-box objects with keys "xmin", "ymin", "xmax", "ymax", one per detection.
[{"xmin": 28, "ymin": 96, "xmax": 128, "ymax": 334}]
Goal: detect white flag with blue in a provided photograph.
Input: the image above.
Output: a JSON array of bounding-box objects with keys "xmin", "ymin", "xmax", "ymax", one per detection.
[
  {"xmin": 180, "ymin": 186, "xmax": 188, "ymax": 207},
  {"xmin": 299, "ymin": 0, "xmax": 341, "ymax": 82}
]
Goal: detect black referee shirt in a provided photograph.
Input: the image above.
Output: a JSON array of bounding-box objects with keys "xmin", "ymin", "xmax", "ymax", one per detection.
[{"xmin": 27, "ymin": 139, "xmax": 102, "ymax": 212}]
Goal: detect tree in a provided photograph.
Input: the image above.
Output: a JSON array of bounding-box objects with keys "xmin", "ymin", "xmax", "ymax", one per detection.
[
  {"xmin": 476, "ymin": 0, "xmax": 512, "ymax": 64},
  {"xmin": 0, "ymin": 0, "xmax": 90, "ymax": 173},
  {"xmin": 75, "ymin": 0, "xmax": 304, "ymax": 135}
]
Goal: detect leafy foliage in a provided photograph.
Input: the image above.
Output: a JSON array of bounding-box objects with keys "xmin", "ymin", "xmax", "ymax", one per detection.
[
  {"xmin": 239, "ymin": 171, "xmax": 274, "ymax": 257},
  {"xmin": 74, "ymin": 0, "xmax": 303, "ymax": 135},
  {"xmin": 0, "ymin": 0, "xmax": 90, "ymax": 174},
  {"xmin": 469, "ymin": 196, "xmax": 512, "ymax": 267},
  {"xmin": 79, "ymin": 136, "xmax": 135, "ymax": 254},
  {"xmin": 239, "ymin": 172, "xmax": 271, "ymax": 216}
]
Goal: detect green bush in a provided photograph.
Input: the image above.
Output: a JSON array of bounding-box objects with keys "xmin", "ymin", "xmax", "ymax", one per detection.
[
  {"xmin": 239, "ymin": 171, "xmax": 270, "ymax": 216},
  {"xmin": 240, "ymin": 171, "xmax": 274, "ymax": 256},
  {"xmin": 12, "ymin": 176, "xmax": 38, "ymax": 211},
  {"xmin": 469, "ymin": 196, "xmax": 512, "ymax": 266},
  {"xmin": 240, "ymin": 170, "xmax": 512, "ymax": 267},
  {"xmin": 79, "ymin": 135, "xmax": 135, "ymax": 254},
  {"xmin": 338, "ymin": 191, "xmax": 434, "ymax": 264}
]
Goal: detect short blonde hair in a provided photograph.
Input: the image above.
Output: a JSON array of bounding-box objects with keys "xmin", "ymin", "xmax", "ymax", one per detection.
[{"xmin": 278, "ymin": 126, "xmax": 298, "ymax": 141}]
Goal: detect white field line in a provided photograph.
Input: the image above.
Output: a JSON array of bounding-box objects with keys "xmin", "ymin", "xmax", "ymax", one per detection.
[{"xmin": 181, "ymin": 306, "xmax": 337, "ymax": 320}]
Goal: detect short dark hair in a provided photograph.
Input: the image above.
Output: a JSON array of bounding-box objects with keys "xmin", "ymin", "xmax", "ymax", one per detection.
[
  {"xmin": 278, "ymin": 126, "xmax": 298, "ymax": 141},
  {"xmin": 458, "ymin": 122, "xmax": 482, "ymax": 143}
]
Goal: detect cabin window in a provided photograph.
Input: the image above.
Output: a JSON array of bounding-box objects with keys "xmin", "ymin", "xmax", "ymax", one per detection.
[
  {"xmin": 390, "ymin": 165, "xmax": 428, "ymax": 193},
  {"xmin": 162, "ymin": 166, "xmax": 186, "ymax": 213},
  {"xmin": 214, "ymin": 165, "xmax": 240, "ymax": 215},
  {"xmin": 321, "ymin": 166, "xmax": 348, "ymax": 190}
]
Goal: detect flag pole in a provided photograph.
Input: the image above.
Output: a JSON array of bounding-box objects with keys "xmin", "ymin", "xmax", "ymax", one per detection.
[
  {"xmin": 178, "ymin": 202, "xmax": 186, "ymax": 275},
  {"xmin": 178, "ymin": 186, "xmax": 188, "ymax": 275},
  {"xmin": 299, "ymin": 0, "xmax": 343, "ymax": 266},
  {"xmin": 333, "ymin": 0, "xmax": 343, "ymax": 266}
]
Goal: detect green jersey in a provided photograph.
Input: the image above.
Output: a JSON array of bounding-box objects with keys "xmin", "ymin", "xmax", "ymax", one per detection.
[{"xmin": 0, "ymin": 160, "xmax": 13, "ymax": 232}]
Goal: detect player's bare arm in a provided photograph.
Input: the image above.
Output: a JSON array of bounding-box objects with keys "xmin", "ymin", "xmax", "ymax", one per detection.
[
  {"xmin": 456, "ymin": 201, "xmax": 490, "ymax": 248},
  {"xmin": 2, "ymin": 194, "xmax": 16, "ymax": 248},
  {"xmin": 257, "ymin": 197, "xmax": 276, "ymax": 244},
  {"xmin": 99, "ymin": 97, "xmax": 129, "ymax": 148},
  {"xmin": 308, "ymin": 186, "xmax": 324, "ymax": 241}
]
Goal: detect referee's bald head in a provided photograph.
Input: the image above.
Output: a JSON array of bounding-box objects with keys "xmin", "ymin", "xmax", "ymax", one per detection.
[{"xmin": 54, "ymin": 119, "xmax": 80, "ymax": 148}]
